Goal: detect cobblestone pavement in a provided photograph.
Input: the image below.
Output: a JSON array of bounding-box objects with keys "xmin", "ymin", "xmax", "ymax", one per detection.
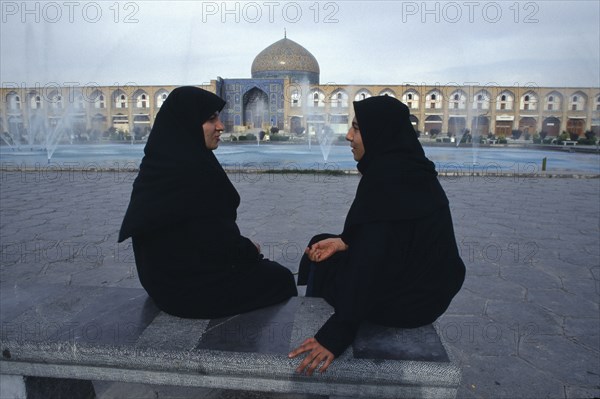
[{"xmin": 1, "ymin": 168, "xmax": 599, "ymax": 399}]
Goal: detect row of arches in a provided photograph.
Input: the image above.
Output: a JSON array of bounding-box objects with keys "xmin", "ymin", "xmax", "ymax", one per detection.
[
  {"xmin": 6, "ymin": 88, "xmax": 599, "ymax": 114},
  {"xmin": 290, "ymin": 88, "xmax": 599, "ymax": 112},
  {"xmin": 5, "ymin": 89, "xmax": 171, "ymax": 111},
  {"xmin": 283, "ymin": 114, "xmax": 587, "ymax": 139},
  {"xmin": 3, "ymin": 110, "xmax": 154, "ymax": 144},
  {"xmin": 420, "ymin": 115, "xmax": 585, "ymax": 137}
]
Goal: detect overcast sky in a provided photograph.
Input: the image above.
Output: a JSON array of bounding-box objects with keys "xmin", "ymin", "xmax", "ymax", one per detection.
[{"xmin": 1, "ymin": 1, "xmax": 599, "ymax": 89}]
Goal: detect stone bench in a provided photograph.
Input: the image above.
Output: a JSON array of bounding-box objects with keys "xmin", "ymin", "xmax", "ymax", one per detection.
[{"xmin": 0, "ymin": 284, "xmax": 461, "ymax": 399}]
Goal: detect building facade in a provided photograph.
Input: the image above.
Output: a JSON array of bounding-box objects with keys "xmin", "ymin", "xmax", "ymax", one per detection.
[{"xmin": 1, "ymin": 37, "xmax": 598, "ymax": 145}]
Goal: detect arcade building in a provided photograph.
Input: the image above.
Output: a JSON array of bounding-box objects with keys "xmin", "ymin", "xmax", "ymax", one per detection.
[{"xmin": 1, "ymin": 35, "xmax": 599, "ymax": 144}]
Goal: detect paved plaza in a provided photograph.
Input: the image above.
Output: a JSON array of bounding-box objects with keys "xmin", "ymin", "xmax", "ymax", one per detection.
[{"xmin": 0, "ymin": 167, "xmax": 599, "ymax": 398}]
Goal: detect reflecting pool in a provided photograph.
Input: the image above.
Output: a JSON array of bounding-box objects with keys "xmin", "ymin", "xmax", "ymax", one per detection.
[{"xmin": 0, "ymin": 143, "xmax": 598, "ymax": 174}]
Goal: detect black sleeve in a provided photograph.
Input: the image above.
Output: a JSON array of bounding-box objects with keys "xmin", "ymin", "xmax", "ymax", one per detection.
[{"xmin": 314, "ymin": 221, "xmax": 392, "ymax": 357}]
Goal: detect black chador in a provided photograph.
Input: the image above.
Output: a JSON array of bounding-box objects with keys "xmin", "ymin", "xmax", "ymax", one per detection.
[
  {"xmin": 119, "ymin": 86, "xmax": 297, "ymax": 318},
  {"xmin": 298, "ymin": 95, "xmax": 466, "ymax": 357}
]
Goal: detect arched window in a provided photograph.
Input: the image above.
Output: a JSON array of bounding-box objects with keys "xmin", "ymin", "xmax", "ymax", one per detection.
[
  {"xmin": 545, "ymin": 92, "xmax": 561, "ymax": 111},
  {"xmin": 450, "ymin": 91, "xmax": 466, "ymax": 110},
  {"xmin": 309, "ymin": 90, "xmax": 324, "ymax": 107},
  {"xmin": 570, "ymin": 93, "xmax": 586, "ymax": 111},
  {"xmin": 426, "ymin": 91, "xmax": 442, "ymax": 109},
  {"xmin": 497, "ymin": 92, "xmax": 513, "ymax": 110},
  {"xmin": 30, "ymin": 95, "xmax": 43, "ymax": 109},
  {"xmin": 330, "ymin": 91, "xmax": 348, "ymax": 108},
  {"xmin": 135, "ymin": 92, "xmax": 149, "ymax": 108},
  {"xmin": 156, "ymin": 91, "xmax": 169, "ymax": 108},
  {"xmin": 8, "ymin": 94, "xmax": 21, "ymax": 110},
  {"xmin": 474, "ymin": 91, "xmax": 490, "ymax": 110},
  {"xmin": 521, "ymin": 92, "xmax": 537, "ymax": 111},
  {"xmin": 354, "ymin": 90, "xmax": 371, "ymax": 101},
  {"xmin": 120, "ymin": 94, "xmax": 127, "ymax": 109},
  {"xmin": 291, "ymin": 90, "xmax": 301, "ymax": 107},
  {"xmin": 402, "ymin": 90, "xmax": 419, "ymax": 109}
]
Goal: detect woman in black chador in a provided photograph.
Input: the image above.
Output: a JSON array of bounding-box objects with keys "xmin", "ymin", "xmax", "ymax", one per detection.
[
  {"xmin": 118, "ymin": 86, "xmax": 297, "ymax": 318},
  {"xmin": 289, "ymin": 95, "xmax": 466, "ymax": 375}
]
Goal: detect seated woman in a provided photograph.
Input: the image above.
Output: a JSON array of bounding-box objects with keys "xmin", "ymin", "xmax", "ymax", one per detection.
[
  {"xmin": 289, "ymin": 95, "xmax": 466, "ymax": 375},
  {"xmin": 118, "ymin": 86, "xmax": 297, "ymax": 319}
]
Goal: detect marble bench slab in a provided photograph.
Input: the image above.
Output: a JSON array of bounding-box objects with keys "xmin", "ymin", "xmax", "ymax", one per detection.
[{"xmin": 0, "ymin": 284, "xmax": 461, "ymax": 398}]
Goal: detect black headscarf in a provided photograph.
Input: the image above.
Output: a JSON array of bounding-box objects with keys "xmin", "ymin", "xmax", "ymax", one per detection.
[
  {"xmin": 118, "ymin": 86, "xmax": 230, "ymax": 242},
  {"xmin": 342, "ymin": 95, "xmax": 449, "ymax": 236}
]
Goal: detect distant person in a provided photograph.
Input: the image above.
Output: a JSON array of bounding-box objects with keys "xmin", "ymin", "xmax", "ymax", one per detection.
[
  {"xmin": 289, "ymin": 95, "xmax": 466, "ymax": 375},
  {"xmin": 119, "ymin": 86, "xmax": 297, "ymax": 318}
]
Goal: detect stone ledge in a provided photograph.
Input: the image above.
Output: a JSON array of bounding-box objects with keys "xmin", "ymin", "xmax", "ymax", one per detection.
[{"xmin": 1, "ymin": 284, "xmax": 461, "ymax": 398}]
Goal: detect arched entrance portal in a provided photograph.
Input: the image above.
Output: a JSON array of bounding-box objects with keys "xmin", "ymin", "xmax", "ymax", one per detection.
[
  {"xmin": 448, "ymin": 117, "xmax": 466, "ymax": 136},
  {"xmin": 290, "ymin": 116, "xmax": 304, "ymax": 135},
  {"xmin": 471, "ymin": 116, "xmax": 489, "ymax": 137},
  {"xmin": 542, "ymin": 117, "xmax": 560, "ymax": 136},
  {"xmin": 567, "ymin": 119, "xmax": 585, "ymax": 137},
  {"xmin": 495, "ymin": 120, "xmax": 512, "ymax": 137},
  {"xmin": 243, "ymin": 88, "xmax": 269, "ymax": 129},
  {"xmin": 424, "ymin": 115, "xmax": 442, "ymax": 136},
  {"xmin": 8, "ymin": 115, "xmax": 24, "ymax": 143},
  {"xmin": 519, "ymin": 117, "xmax": 537, "ymax": 134}
]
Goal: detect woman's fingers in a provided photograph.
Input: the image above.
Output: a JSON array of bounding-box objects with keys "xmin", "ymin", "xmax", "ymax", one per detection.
[
  {"xmin": 305, "ymin": 241, "xmax": 334, "ymax": 262},
  {"xmin": 288, "ymin": 338, "xmax": 315, "ymax": 358},
  {"xmin": 318, "ymin": 355, "xmax": 334, "ymax": 373},
  {"xmin": 289, "ymin": 338, "xmax": 335, "ymax": 376}
]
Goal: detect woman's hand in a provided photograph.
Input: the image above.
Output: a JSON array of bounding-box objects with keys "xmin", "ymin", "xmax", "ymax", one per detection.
[
  {"xmin": 305, "ymin": 238, "xmax": 348, "ymax": 262},
  {"xmin": 288, "ymin": 337, "xmax": 335, "ymax": 376}
]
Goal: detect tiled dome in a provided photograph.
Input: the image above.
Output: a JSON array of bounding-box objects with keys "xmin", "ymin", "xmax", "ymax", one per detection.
[{"xmin": 251, "ymin": 37, "xmax": 320, "ymax": 83}]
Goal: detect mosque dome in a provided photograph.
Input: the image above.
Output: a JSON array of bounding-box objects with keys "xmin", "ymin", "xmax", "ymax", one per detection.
[{"xmin": 251, "ymin": 36, "xmax": 320, "ymax": 84}]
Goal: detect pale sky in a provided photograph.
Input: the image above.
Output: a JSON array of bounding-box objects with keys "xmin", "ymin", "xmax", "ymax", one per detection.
[{"xmin": 1, "ymin": 1, "xmax": 599, "ymax": 88}]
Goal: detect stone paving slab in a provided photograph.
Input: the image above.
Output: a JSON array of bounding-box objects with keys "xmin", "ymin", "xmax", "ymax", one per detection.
[{"xmin": 0, "ymin": 170, "xmax": 599, "ymax": 398}]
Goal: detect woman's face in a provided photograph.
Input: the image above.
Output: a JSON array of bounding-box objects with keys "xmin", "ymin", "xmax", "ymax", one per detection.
[
  {"xmin": 346, "ymin": 117, "xmax": 365, "ymax": 161},
  {"xmin": 202, "ymin": 112, "xmax": 225, "ymax": 150}
]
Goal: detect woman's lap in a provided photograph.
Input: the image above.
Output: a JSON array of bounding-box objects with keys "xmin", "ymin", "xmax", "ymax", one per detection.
[
  {"xmin": 200, "ymin": 259, "xmax": 297, "ymax": 317},
  {"xmin": 150, "ymin": 259, "xmax": 297, "ymax": 319}
]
